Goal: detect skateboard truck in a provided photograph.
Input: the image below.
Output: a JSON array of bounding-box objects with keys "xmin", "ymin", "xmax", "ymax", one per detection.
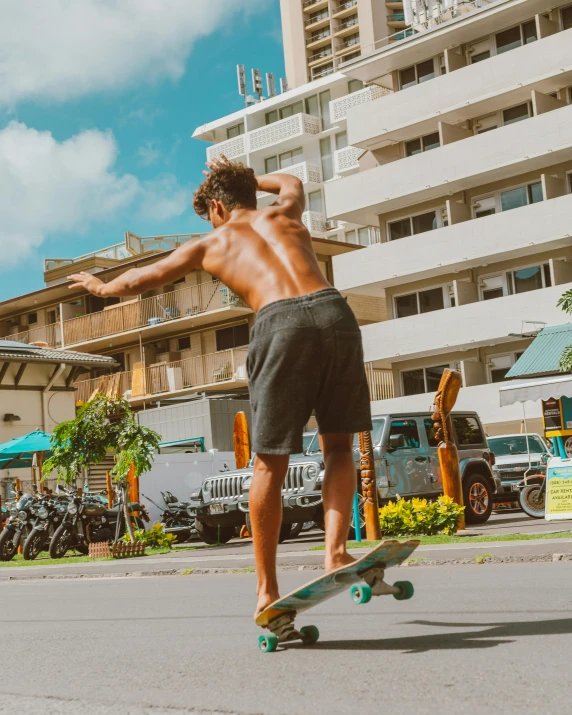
[
  {"xmin": 350, "ymin": 566, "xmax": 415, "ymax": 604},
  {"xmin": 258, "ymin": 612, "xmax": 320, "ymax": 653}
]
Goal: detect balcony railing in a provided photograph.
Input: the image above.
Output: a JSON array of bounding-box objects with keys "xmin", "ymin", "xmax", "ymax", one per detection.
[
  {"xmin": 334, "ymin": 0, "xmax": 358, "ymax": 14},
  {"xmin": 306, "ymin": 29, "xmax": 331, "ymax": 45},
  {"xmin": 45, "ymin": 234, "xmax": 204, "ymax": 273},
  {"xmin": 388, "ymin": 13, "xmax": 405, "ymax": 20},
  {"xmin": 206, "ymin": 133, "xmax": 247, "ymax": 161},
  {"xmin": 3, "ymin": 323, "xmax": 63, "ymax": 349},
  {"xmin": 248, "ymin": 113, "xmax": 321, "ymax": 153},
  {"xmin": 334, "ymin": 17, "xmax": 359, "ymax": 33},
  {"xmin": 303, "ymin": 0, "xmax": 327, "ymax": 8},
  {"xmin": 257, "ymin": 162, "xmax": 322, "ymax": 198},
  {"xmin": 334, "ymin": 146, "xmax": 362, "ymax": 174},
  {"xmin": 309, "ymin": 47, "xmax": 333, "ymax": 62},
  {"xmin": 312, "ymin": 65, "xmax": 335, "ymax": 80},
  {"xmin": 305, "ymin": 12, "xmax": 329, "ymax": 27},
  {"xmin": 337, "ymin": 35, "xmax": 360, "ymax": 51},
  {"xmin": 74, "ymin": 348, "xmax": 249, "ymax": 404},
  {"xmin": 330, "ymin": 84, "xmax": 391, "ymax": 123},
  {"xmin": 302, "ymin": 211, "xmax": 326, "ymax": 235},
  {"xmin": 366, "ymin": 365, "xmax": 394, "ymax": 402}
]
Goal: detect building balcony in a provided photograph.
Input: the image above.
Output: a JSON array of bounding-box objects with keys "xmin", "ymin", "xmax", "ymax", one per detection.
[
  {"xmin": 302, "ymin": 211, "xmax": 327, "ymax": 236},
  {"xmin": 303, "ymin": 0, "xmax": 328, "ymax": 12},
  {"xmin": 334, "ymin": 17, "xmax": 360, "ymax": 37},
  {"xmin": 248, "ymin": 113, "xmax": 322, "ymax": 154},
  {"xmin": 362, "ymin": 282, "xmax": 572, "ymax": 365},
  {"xmin": 348, "ymin": 28, "xmax": 572, "ymax": 151},
  {"xmin": 306, "ymin": 30, "xmax": 333, "ymax": 49},
  {"xmin": 74, "ymin": 348, "xmax": 249, "ymax": 407},
  {"xmin": 335, "ymin": 37, "xmax": 361, "ymax": 56},
  {"xmin": 3, "ymin": 323, "xmax": 64, "ymax": 349},
  {"xmin": 308, "ymin": 47, "xmax": 333, "ymax": 67},
  {"xmin": 257, "ymin": 162, "xmax": 322, "ymax": 203},
  {"xmin": 206, "ymin": 133, "xmax": 246, "ymax": 162},
  {"xmin": 332, "ymin": 0, "xmax": 359, "ymax": 19},
  {"xmin": 387, "ymin": 13, "xmax": 407, "ymax": 28},
  {"xmin": 311, "ymin": 64, "xmax": 335, "ymax": 80},
  {"xmin": 333, "ymin": 193, "xmax": 572, "ymax": 294},
  {"xmin": 326, "ymin": 103, "xmax": 572, "ymax": 225},
  {"xmin": 304, "ymin": 13, "xmax": 330, "ymax": 31},
  {"xmin": 1, "ymin": 281, "xmax": 251, "ymax": 354},
  {"xmin": 330, "ymin": 84, "xmax": 391, "ymax": 124},
  {"xmin": 334, "ymin": 145, "xmax": 362, "ymax": 175},
  {"xmin": 370, "ymin": 380, "xmax": 542, "ymax": 431}
]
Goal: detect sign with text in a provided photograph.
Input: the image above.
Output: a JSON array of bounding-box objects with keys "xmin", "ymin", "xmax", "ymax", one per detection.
[
  {"xmin": 542, "ymin": 397, "xmax": 562, "ymax": 432},
  {"xmin": 545, "ymin": 457, "xmax": 572, "ymax": 521}
]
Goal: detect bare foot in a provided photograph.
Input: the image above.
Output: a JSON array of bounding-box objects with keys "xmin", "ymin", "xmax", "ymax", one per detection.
[
  {"xmin": 254, "ymin": 591, "xmax": 280, "ymax": 620},
  {"xmin": 325, "ymin": 550, "xmax": 356, "ymax": 573}
]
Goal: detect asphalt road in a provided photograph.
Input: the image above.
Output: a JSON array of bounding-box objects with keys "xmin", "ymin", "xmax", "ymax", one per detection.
[{"xmin": 1, "ymin": 562, "xmax": 571, "ymax": 715}]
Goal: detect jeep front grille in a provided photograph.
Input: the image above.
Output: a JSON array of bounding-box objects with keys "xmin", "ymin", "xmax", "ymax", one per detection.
[
  {"xmin": 283, "ymin": 465, "xmax": 304, "ymax": 492},
  {"xmin": 211, "ymin": 475, "xmax": 244, "ymax": 500}
]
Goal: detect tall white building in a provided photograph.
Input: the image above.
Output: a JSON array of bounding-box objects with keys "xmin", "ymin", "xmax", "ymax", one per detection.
[{"xmin": 324, "ymin": 0, "xmax": 572, "ymax": 434}]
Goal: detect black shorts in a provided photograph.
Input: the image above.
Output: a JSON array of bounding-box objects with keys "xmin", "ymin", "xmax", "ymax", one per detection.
[{"xmin": 246, "ymin": 288, "xmax": 372, "ymax": 455}]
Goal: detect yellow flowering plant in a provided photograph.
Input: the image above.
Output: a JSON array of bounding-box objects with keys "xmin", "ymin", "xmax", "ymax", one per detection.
[{"xmin": 379, "ymin": 496, "xmax": 464, "ymax": 536}]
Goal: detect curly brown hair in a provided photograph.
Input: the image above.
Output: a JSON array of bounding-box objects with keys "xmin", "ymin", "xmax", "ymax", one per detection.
[{"xmin": 193, "ymin": 160, "xmax": 257, "ymax": 219}]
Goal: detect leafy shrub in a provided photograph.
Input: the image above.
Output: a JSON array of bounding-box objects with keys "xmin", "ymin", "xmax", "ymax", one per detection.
[
  {"xmin": 122, "ymin": 522, "xmax": 176, "ymax": 549},
  {"xmin": 379, "ymin": 496, "xmax": 464, "ymax": 536}
]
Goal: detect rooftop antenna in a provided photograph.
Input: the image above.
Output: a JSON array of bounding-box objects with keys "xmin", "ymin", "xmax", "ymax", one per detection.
[
  {"xmin": 266, "ymin": 72, "xmax": 277, "ymax": 98},
  {"xmin": 280, "ymin": 77, "xmax": 288, "ymax": 94},
  {"xmin": 252, "ymin": 68, "xmax": 264, "ymax": 101}
]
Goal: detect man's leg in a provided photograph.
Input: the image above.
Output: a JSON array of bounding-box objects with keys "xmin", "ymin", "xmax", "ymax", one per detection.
[
  {"xmin": 320, "ymin": 433, "xmax": 357, "ymax": 572},
  {"xmin": 249, "ymin": 453, "xmax": 289, "ymax": 617}
]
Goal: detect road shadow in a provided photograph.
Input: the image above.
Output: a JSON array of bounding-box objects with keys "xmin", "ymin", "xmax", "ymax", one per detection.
[{"xmin": 285, "ymin": 617, "xmax": 572, "ymax": 654}]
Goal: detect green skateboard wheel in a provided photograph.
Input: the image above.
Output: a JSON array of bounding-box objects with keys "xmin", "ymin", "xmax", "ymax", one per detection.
[
  {"xmin": 393, "ymin": 580, "xmax": 414, "ymax": 600},
  {"xmin": 300, "ymin": 625, "xmax": 320, "ymax": 645},
  {"xmin": 258, "ymin": 633, "xmax": 279, "ymax": 653},
  {"xmin": 350, "ymin": 583, "xmax": 372, "ymax": 604}
]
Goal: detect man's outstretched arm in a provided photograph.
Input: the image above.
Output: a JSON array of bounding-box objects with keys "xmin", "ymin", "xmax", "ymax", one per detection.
[
  {"xmin": 256, "ymin": 173, "xmax": 305, "ymax": 219},
  {"xmin": 68, "ymin": 237, "xmax": 208, "ymax": 297}
]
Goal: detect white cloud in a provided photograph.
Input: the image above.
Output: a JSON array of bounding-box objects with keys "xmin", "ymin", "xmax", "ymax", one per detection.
[
  {"xmin": 0, "ymin": 122, "xmax": 191, "ymax": 267},
  {"xmin": 136, "ymin": 140, "xmax": 162, "ymax": 166},
  {"xmin": 0, "ymin": 0, "xmax": 262, "ymax": 107}
]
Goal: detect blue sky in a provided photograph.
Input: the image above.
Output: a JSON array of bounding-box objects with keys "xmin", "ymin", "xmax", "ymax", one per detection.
[{"xmin": 0, "ymin": 1, "xmax": 285, "ymax": 301}]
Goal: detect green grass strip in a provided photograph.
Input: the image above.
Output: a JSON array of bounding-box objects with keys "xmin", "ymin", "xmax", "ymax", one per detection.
[
  {"xmin": 310, "ymin": 530, "xmax": 572, "ymax": 550},
  {"xmin": 0, "ymin": 545, "xmax": 174, "ymax": 568}
]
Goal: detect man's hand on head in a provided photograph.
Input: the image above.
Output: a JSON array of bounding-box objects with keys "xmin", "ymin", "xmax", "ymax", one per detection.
[
  {"xmin": 68, "ymin": 272, "xmax": 107, "ymax": 296},
  {"xmin": 203, "ymin": 154, "xmax": 232, "ymax": 177}
]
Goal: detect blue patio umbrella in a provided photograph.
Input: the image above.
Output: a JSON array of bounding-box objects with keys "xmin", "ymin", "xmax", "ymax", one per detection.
[{"xmin": 0, "ymin": 430, "xmax": 52, "ymax": 470}]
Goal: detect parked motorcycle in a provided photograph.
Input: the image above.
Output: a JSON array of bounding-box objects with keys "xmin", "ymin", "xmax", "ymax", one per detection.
[
  {"xmin": 159, "ymin": 491, "xmax": 196, "ymax": 543},
  {"xmin": 518, "ymin": 474, "xmax": 546, "ymax": 519},
  {"xmin": 49, "ymin": 488, "xmax": 150, "ymax": 559},
  {"xmin": 0, "ymin": 490, "xmax": 36, "ymax": 561},
  {"xmin": 22, "ymin": 492, "xmax": 69, "ymax": 560}
]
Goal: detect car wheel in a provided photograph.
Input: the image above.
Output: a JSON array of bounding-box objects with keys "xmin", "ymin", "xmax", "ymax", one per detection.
[
  {"xmin": 463, "ymin": 473, "xmax": 493, "ymax": 524},
  {"xmin": 289, "ymin": 522, "xmax": 304, "ymax": 539}
]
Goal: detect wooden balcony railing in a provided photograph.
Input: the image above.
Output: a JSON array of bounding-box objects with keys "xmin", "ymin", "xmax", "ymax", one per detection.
[
  {"xmin": 74, "ymin": 348, "xmax": 249, "ymax": 403},
  {"xmin": 2, "ymin": 323, "xmax": 62, "ymax": 348},
  {"xmin": 365, "ymin": 365, "xmax": 394, "ymax": 402}
]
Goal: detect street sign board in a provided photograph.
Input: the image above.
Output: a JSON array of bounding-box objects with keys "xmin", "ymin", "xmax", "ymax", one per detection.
[{"xmin": 545, "ymin": 457, "xmax": 572, "ymax": 521}]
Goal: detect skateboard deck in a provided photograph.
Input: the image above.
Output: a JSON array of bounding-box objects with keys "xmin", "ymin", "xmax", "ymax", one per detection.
[{"xmin": 256, "ymin": 539, "xmax": 419, "ymax": 652}]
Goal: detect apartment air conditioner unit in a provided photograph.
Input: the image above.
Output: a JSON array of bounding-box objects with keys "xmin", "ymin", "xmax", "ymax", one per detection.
[{"xmin": 325, "ymin": 219, "xmax": 338, "ymax": 230}]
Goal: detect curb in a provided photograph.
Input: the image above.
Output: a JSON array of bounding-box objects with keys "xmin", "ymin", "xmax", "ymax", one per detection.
[{"xmin": 1, "ymin": 552, "xmax": 571, "ymax": 582}]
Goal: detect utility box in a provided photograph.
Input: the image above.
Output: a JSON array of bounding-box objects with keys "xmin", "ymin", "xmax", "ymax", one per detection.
[{"xmin": 137, "ymin": 396, "xmax": 251, "ymax": 452}]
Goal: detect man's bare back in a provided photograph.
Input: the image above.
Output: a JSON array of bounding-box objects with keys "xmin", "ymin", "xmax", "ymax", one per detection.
[{"xmin": 199, "ymin": 206, "xmax": 330, "ymax": 313}]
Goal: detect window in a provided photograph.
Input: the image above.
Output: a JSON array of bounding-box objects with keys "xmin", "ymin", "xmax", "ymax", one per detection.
[
  {"xmin": 352, "ymin": 418, "xmax": 385, "ymax": 448},
  {"xmin": 480, "ymin": 274, "xmax": 504, "ymax": 301},
  {"xmin": 47, "ymin": 309, "xmax": 57, "ymax": 324},
  {"xmin": 279, "ymin": 147, "xmax": 303, "ymax": 168},
  {"xmin": 265, "ymin": 156, "xmax": 279, "ymax": 174},
  {"xmin": 399, "ymin": 58, "xmax": 436, "ymax": 90},
  {"xmin": 343, "ymin": 32, "xmax": 360, "ymax": 48},
  {"xmin": 319, "ymin": 90, "xmax": 332, "ymax": 129},
  {"xmin": 472, "ymin": 49, "xmax": 490, "ymax": 63},
  {"xmin": 405, "ymin": 132, "xmax": 440, "ymax": 156},
  {"xmin": 178, "ymin": 336, "xmax": 191, "ymax": 351},
  {"xmin": 226, "ymin": 122, "xmax": 244, "ymax": 139},
  {"xmin": 357, "ymin": 227, "xmax": 370, "ymax": 246},
  {"xmin": 348, "ymin": 78, "xmax": 364, "ymax": 93},
  {"xmin": 308, "ymin": 190, "xmax": 323, "ymax": 213},
  {"xmin": 502, "ymin": 102, "xmax": 531, "ymax": 125},
  {"xmin": 281, "ymin": 101, "xmax": 303, "ymax": 119},
  {"xmin": 472, "ymin": 181, "xmax": 543, "ymax": 218},
  {"xmin": 27, "ymin": 312, "xmax": 38, "ymax": 325},
  {"xmin": 395, "ymin": 287, "xmax": 445, "ymax": 318},
  {"xmin": 305, "ymin": 95, "xmax": 319, "ymax": 117},
  {"xmin": 563, "ymin": 6, "xmax": 572, "ymax": 29},
  {"xmin": 452, "ymin": 416, "xmax": 484, "ymax": 446},
  {"xmin": 215, "ymin": 324, "xmax": 249, "ymax": 351},
  {"xmin": 479, "ymin": 262, "xmax": 551, "ymax": 300},
  {"xmin": 309, "ymin": 8, "xmax": 328, "ymax": 23},
  {"xmin": 402, "ymin": 365, "xmax": 449, "ymax": 396},
  {"xmin": 488, "ymin": 354, "xmax": 514, "ymax": 383},
  {"xmin": 265, "ymin": 110, "xmax": 279, "ymax": 125},
  {"xmin": 335, "ymin": 131, "xmax": 348, "ymax": 150},
  {"xmin": 388, "ymin": 209, "xmax": 444, "ymax": 241},
  {"xmin": 496, "ymin": 21, "xmax": 537, "ymax": 54},
  {"xmin": 320, "ymin": 137, "xmax": 334, "ymax": 181},
  {"xmin": 424, "ymin": 419, "xmax": 440, "ymax": 447},
  {"xmin": 388, "ymin": 419, "xmax": 420, "ymax": 448}
]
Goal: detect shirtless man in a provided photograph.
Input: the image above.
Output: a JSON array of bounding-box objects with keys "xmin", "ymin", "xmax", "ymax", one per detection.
[{"xmin": 69, "ymin": 156, "xmax": 372, "ymax": 617}]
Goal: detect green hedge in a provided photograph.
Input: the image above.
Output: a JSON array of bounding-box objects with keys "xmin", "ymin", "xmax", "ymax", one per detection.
[{"xmin": 379, "ymin": 496, "xmax": 464, "ymax": 536}]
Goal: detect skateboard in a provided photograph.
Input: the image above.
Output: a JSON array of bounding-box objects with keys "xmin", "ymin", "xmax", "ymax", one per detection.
[{"xmin": 255, "ymin": 539, "xmax": 419, "ymax": 652}]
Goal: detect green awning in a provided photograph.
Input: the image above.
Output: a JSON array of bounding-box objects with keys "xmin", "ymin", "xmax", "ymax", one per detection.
[{"xmin": 506, "ymin": 323, "xmax": 572, "ymax": 379}]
